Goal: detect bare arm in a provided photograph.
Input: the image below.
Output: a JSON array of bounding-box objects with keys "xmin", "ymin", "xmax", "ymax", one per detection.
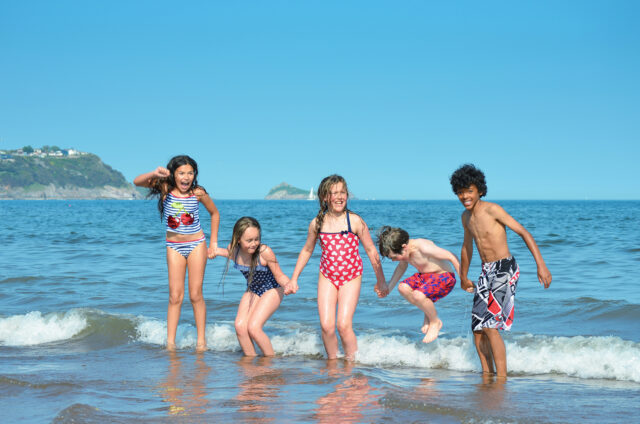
[
  {"xmin": 386, "ymin": 261, "xmax": 409, "ymax": 293},
  {"xmin": 215, "ymin": 245, "xmax": 231, "ymax": 258},
  {"xmin": 353, "ymin": 214, "xmax": 388, "ymax": 297},
  {"xmin": 417, "ymin": 240, "xmax": 461, "ymax": 276},
  {"xmin": 262, "ymin": 246, "xmax": 290, "ymax": 287},
  {"xmin": 284, "ymin": 219, "xmax": 318, "ymax": 295},
  {"xmin": 494, "ymin": 207, "xmax": 552, "ymax": 288},
  {"xmin": 133, "ymin": 166, "xmax": 169, "ymax": 187},
  {"xmin": 460, "ymin": 214, "xmax": 475, "ymax": 293},
  {"xmin": 196, "ymin": 188, "xmax": 220, "ymax": 259}
]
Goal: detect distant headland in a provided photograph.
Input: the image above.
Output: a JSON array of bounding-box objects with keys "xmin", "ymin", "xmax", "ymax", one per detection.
[
  {"xmin": 0, "ymin": 146, "xmax": 142, "ymax": 200},
  {"xmin": 265, "ymin": 182, "xmax": 316, "ymax": 200}
]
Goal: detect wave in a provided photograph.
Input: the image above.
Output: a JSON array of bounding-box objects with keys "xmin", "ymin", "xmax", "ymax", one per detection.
[{"xmin": 3, "ymin": 309, "xmax": 639, "ymax": 383}]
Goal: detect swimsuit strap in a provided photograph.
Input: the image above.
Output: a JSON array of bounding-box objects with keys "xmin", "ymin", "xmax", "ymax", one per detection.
[{"xmin": 346, "ymin": 211, "xmax": 352, "ymax": 233}]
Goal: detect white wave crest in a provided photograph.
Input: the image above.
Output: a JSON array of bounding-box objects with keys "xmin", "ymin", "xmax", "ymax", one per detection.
[
  {"xmin": 132, "ymin": 316, "xmax": 640, "ymax": 382},
  {"xmin": 0, "ymin": 310, "xmax": 87, "ymax": 346},
  {"xmin": 508, "ymin": 334, "xmax": 640, "ymax": 382},
  {"xmin": 135, "ymin": 318, "xmax": 239, "ymax": 351}
]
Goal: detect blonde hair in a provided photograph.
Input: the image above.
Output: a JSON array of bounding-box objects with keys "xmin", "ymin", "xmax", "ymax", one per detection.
[
  {"xmin": 221, "ymin": 216, "xmax": 262, "ymax": 289},
  {"xmin": 314, "ymin": 174, "xmax": 350, "ymax": 235}
]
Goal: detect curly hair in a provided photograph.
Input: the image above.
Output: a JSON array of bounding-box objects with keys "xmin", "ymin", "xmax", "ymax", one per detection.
[
  {"xmin": 449, "ymin": 164, "xmax": 487, "ymax": 197},
  {"xmin": 377, "ymin": 226, "xmax": 409, "ymax": 258}
]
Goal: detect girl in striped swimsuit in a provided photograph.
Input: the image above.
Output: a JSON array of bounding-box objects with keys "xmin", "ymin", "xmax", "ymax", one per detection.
[
  {"xmin": 285, "ymin": 175, "xmax": 387, "ymax": 361},
  {"xmin": 134, "ymin": 155, "xmax": 220, "ymax": 352}
]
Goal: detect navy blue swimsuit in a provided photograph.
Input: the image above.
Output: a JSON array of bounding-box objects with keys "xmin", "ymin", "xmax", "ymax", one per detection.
[{"xmin": 234, "ymin": 251, "xmax": 281, "ymax": 296}]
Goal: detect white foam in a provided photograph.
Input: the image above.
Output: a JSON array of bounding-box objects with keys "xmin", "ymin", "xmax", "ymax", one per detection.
[
  {"xmin": 135, "ymin": 317, "xmax": 240, "ymax": 351},
  {"xmin": 508, "ymin": 334, "xmax": 640, "ymax": 382},
  {"xmin": 0, "ymin": 310, "xmax": 88, "ymax": 346}
]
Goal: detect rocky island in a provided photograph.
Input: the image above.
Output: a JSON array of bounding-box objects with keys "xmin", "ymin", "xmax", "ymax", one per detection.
[
  {"xmin": 0, "ymin": 146, "xmax": 142, "ymax": 200},
  {"xmin": 265, "ymin": 182, "xmax": 316, "ymax": 200}
]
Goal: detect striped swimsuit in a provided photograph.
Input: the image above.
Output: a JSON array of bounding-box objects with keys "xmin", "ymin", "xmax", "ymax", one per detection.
[{"xmin": 163, "ymin": 192, "xmax": 205, "ymax": 258}]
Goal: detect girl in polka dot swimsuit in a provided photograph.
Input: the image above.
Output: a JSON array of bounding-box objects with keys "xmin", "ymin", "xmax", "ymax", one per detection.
[
  {"xmin": 285, "ymin": 175, "xmax": 388, "ymax": 361},
  {"xmin": 217, "ymin": 217, "xmax": 290, "ymax": 357}
]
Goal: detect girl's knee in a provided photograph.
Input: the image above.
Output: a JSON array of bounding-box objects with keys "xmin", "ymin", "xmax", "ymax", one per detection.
[
  {"xmin": 320, "ymin": 322, "xmax": 336, "ymax": 337},
  {"xmin": 336, "ymin": 320, "xmax": 353, "ymax": 336},
  {"xmin": 189, "ymin": 292, "xmax": 204, "ymax": 304},
  {"xmin": 235, "ymin": 321, "xmax": 248, "ymax": 336},
  {"xmin": 168, "ymin": 292, "xmax": 184, "ymax": 306},
  {"xmin": 247, "ymin": 322, "xmax": 263, "ymax": 339}
]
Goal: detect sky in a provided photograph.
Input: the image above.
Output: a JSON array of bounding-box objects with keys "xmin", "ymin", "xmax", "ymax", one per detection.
[{"xmin": 1, "ymin": 1, "xmax": 638, "ymax": 200}]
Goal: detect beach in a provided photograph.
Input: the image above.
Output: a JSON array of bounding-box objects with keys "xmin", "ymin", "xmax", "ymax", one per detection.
[{"xmin": 1, "ymin": 199, "xmax": 639, "ymax": 423}]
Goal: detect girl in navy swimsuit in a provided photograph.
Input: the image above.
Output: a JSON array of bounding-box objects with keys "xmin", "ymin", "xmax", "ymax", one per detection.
[
  {"xmin": 217, "ymin": 217, "xmax": 290, "ymax": 357},
  {"xmin": 134, "ymin": 155, "xmax": 220, "ymax": 352}
]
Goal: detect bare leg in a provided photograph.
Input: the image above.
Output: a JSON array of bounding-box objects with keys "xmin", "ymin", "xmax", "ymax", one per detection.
[
  {"xmin": 186, "ymin": 242, "xmax": 208, "ymax": 351},
  {"xmin": 336, "ymin": 277, "xmax": 362, "ymax": 361},
  {"xmin": 484, "ymin": 328, "xmax": 507, "ymax": 378},
  {"xmin": 166, "ymin": 247, "xmax": 187, "ymax": 349},
  {"xmin": 247, "ymin": 287, "xmax": 284, "ymax": 356},
  {"xmin": 317, "ymin": 276, "xmax": 339, "ymax": 359},
  {"xmin": 398, "ymin": 283, "xmax": 442, "ymax": 343},
  {"xmin": 473, "ymin": 330, "xmax": 495, "ymax": 374},
  {"xmin": 235, "ymin": 292, "xmax": 258, "ymax": 356}
]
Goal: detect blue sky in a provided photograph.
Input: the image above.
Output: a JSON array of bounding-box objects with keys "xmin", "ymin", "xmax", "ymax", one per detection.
[{"xmin": 1, "ymin": 1, "xmax": 638, "ymax": 200}]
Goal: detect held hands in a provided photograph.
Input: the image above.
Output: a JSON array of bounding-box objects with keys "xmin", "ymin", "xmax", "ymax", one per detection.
[
  {"xmin": 284, "ymin": 279, "xmax": 299, "ymax": 295},
  {"xmin": 460, "ymin": 277, "xmax": 475, "ymax": 293},
  {"xmin": 374, "ymin": 280, "xmax": 389, "ymax": 298},
  {"xmin": 538, "ymin": 265, "xmax": 552, "ymax": 289},
  {"xmin": 207, "ymin": 245, "xmax": 218, "ymax": 259}
]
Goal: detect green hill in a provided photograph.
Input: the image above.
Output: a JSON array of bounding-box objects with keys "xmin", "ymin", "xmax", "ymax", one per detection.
[{"xmin": 0, "ymin": 148, "xmax": 141, "ymax": 199}]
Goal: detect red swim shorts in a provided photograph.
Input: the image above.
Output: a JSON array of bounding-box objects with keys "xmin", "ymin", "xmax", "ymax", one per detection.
[{"xmin": 400, "ymin": 272, "xmax": 456, "ymax": 302}]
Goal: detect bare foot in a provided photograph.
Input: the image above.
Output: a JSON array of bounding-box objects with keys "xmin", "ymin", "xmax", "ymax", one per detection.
[
  {"xmin": 422, "ymin": 319, "xmax": 442, "ymax": 343},
  {"xmin": 421, "ymin": 316, "xmax": 429, "ymax": 334},
  {"xmin": 166, "ymin": 342, "xmax": 177, "ymax": 351},
  {"xmin": 195, "ymin": 343, "xmax": 207, "ymax": 353}
]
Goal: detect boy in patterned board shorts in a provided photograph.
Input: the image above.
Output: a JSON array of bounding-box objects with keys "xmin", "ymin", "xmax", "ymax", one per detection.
[
  {"xmin": 377, "ymin": 226, "xmax": 461, "ymax": 343},
  {"xmin": 450, "ymin": 164, "xmax": 552, "ymax": 378}
]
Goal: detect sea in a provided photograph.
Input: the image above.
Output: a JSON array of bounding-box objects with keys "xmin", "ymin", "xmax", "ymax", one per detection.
[{"xmin": 1, "ymin": 199, "xmax": 639, "ymax": 423}]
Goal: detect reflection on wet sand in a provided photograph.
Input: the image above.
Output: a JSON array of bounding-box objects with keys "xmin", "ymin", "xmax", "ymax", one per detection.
[
  {"xmin": 157, "ymin": 351, "xmax": 211, "ymax": 417},
  {"xmin": 234, "ymin": 356, "xmax": 285, "ymax": 422},
  {"xmin": 313, "ymin": 360, "xmax": 381, "ymax": 424},
  {"xmin": 475, "ymin": 373, "xmax": 506, "ymax": 411}
]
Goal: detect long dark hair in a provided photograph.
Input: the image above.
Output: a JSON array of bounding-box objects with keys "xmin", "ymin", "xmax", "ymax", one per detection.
[
  {"xmin": 147, "ymin": 155, "xmax": 206, "ymax": 219},
  {"xmin": 220, "ymin": 217, "xmax": 262, "ymax": 290}
]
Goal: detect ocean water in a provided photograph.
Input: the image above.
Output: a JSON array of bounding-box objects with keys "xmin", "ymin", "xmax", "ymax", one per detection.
[{"xmin": 1, "ymin": 199, "xmax": 639, "ymax": 423}]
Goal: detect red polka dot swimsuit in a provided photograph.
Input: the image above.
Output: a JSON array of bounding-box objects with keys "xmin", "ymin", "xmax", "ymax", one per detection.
[{"xmin": 318, "ymin": 212, "xmax": 363, "ymax": 289}]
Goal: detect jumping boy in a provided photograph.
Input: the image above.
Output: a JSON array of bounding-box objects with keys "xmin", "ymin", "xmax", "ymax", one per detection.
[
  {"xmin": 377, "ymin": 226, "xmax": 461, "ymax": 343},
  {"xmin": 450, "ymin": 164, "xmax": 552, "ymax": 377}
]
